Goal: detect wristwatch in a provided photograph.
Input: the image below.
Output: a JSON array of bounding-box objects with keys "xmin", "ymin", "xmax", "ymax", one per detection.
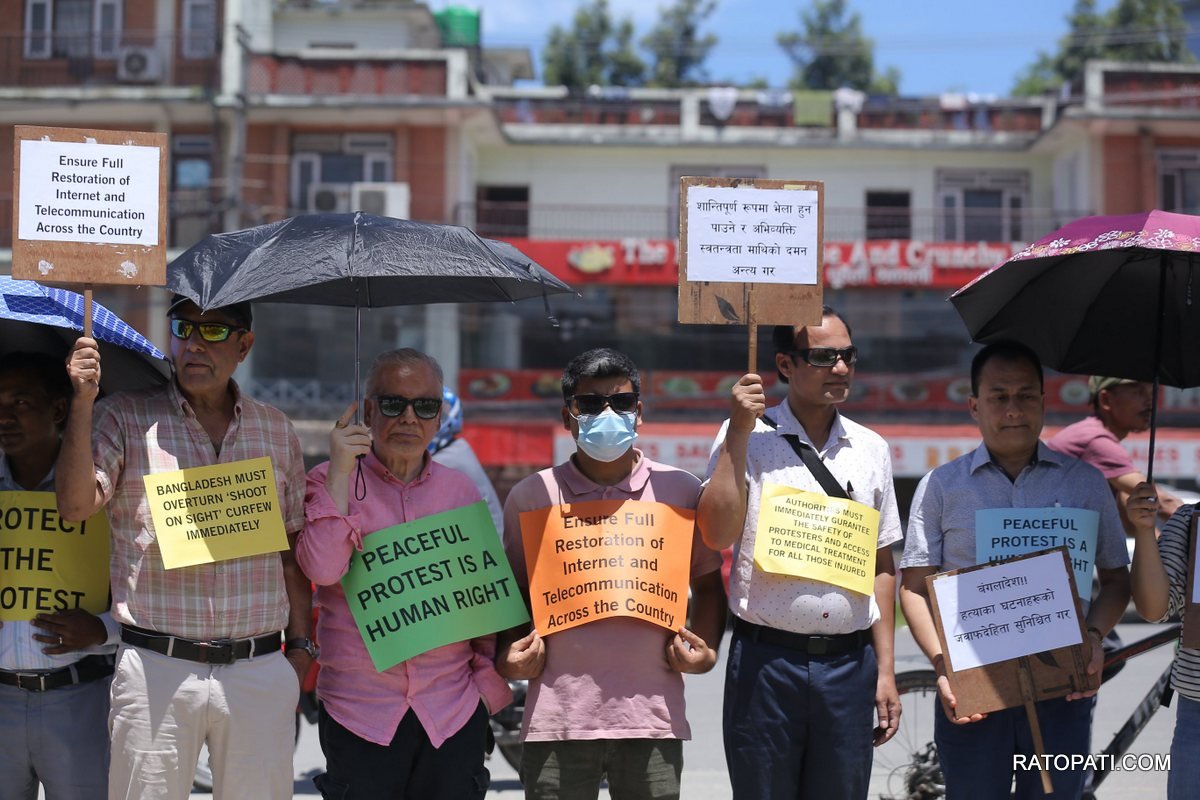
[{"xmin": 285, "ymin": 637, "xmax": 320, "ymax": 659}]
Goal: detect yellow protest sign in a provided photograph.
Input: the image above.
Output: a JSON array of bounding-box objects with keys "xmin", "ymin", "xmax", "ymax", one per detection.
[
  {"xmin": 520, "ymin": 499, "xmax": 693, "ymax": 635},
  {"xmin": 753, "ymin": 483, "xmax": 879, "ymax": 595},
  {"xmin": 143, "ymin": 457, "xmax": 289, "ymax": 569},
  {"xmin": 0, "ymin": 491, "xmax": 110, "ymax": 622}
]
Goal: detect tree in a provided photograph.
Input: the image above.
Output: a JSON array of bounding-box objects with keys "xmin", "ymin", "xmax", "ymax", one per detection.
[
  {"xmin": 776, "ymin": 0, "xmax": 900, "ymax": 93},
  {"xmin": 542, "ymin": 0, "xmax": 647, "ymax": 88},
  {"xmin": 641, "ymin": 0, "xmax": 719, "ymax": 88},
  {"xmin": 1013, "ymin": 0, "xmax": 1192, "ymax": 96}
]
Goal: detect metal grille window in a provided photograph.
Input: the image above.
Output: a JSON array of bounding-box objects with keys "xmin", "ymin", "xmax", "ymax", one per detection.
[
  {"xmin": 182, "ymin": 0, "xmax": 216, "ymax": 59},
  {"xmin": 936, "ymin": 169, "xmax": 1029, "ymax": 242},
  {"xmin": 24, "ymin": 0, "xmax": 121, "ymax": 60},
  {"xmin": 1159, "ymin": 151, "xmax": 1200, "ymax": 214}
]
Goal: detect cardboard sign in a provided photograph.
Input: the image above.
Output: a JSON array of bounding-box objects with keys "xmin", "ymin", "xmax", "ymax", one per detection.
[
  {"xmin": 340, "ymin": 502, "xmax": 529, "ymax": 672},
  {"xmin": 752, "ymin": 483, "xmax": 879, "ymax": 595},
  {"xmin": 0, "ymin": 491, "xmax": 110, "ymax": 621},
  {"xmin": 519, "ymin": 499, "xmax": 693, "ymax": 636},
  {"xmin": 926, "ymin": 548, "xmax": 1097, "ymax": 718},
  {"xmin": 975, "ymin": 507, "xmax": 1099, "ymax": 599},
  {"xmin": 12, "ymin": 126, "xmax": 167, "ymax": 285},
  {"xmin": 677, "ymin": 176, "xmax": 824, "ymax": 328},
  {"xmin": 143, "ymin": 457, "xmax": 289, "ymax": 569}
]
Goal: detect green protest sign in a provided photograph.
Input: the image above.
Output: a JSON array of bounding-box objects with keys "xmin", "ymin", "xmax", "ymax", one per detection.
[{"xmin": 341, "ymin": 501, "xmax": 529, "ymax": 672}]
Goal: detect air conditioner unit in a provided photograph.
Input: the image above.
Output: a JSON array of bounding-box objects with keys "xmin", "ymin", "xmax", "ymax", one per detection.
[
  {"xmin": 117, "ymin": 45, "xmax": 163, "ymax": 83},
  {"xmin": 308, "ymin": 183, "xmax": 352, "ymax": 213},
  {"xmin": 351, "ymin": 182, "xmax": 410, "ymax": 218}
]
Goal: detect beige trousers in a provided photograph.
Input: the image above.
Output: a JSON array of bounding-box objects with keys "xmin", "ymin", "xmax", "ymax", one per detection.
[{"xmin": 107, "ymin": 643, "xmax": 299, "ymax": 800}]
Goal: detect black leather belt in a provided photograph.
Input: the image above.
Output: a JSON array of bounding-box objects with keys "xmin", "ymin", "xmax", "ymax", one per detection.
[
  {"xmin": 121, "ymin": 625, "xmax": 280, "ymax": 665},
  {"xmin": 0, "ymin": 653, "xmax": 115, "ymax": 692},
  {"xmin": 734, "ymin": 617, "xmax": 870, "ymax": 656}
]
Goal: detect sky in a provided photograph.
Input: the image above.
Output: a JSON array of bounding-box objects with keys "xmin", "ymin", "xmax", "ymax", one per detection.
[{"xmin": 438, "ymin": 0, "xmax": 1125, "ymax": 97}]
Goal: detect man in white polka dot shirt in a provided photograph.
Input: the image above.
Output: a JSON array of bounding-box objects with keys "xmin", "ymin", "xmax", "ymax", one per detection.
[{"xmin": 698, "ymin": 306, "xmax": 902, "ymax": 799}]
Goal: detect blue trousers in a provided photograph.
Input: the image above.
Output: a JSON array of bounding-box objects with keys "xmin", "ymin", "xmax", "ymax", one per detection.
[
  {"xmin": 722, "ymin": 626, "xmax": 877, "ymax": 800},
  {"xmin": 934, "ymin": 694, "xmax": 1094, "ymax": 800},
  {"xmin": 0, "ymin": 676, "xmax": 110, "ymax": 800},
  {"xmin": 1169, "ymin": 694, "xmax": 1200, "ymax": 800}
]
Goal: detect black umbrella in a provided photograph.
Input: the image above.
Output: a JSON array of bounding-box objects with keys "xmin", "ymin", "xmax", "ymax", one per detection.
[
  {"xmin": 951, "ymin": 209, "xmax": 1200, "ymax": 481},
  {"xmin": 168, "ymin": 212, "xmax": 574, "ymax": 403}
]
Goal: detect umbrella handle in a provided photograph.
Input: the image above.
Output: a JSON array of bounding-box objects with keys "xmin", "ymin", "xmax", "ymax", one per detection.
[{"xmin": 354, "ymin": 458, "xmax": 367, "ymax": 502}]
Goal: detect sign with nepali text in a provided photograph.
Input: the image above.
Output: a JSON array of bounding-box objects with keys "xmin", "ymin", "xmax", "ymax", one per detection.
[
  {"xmin": 0, "ymin": 491, "xmax": 110, "ymax": 621},
  {"xmin": 931, "ymin": 549, "xmax": 1084, "ymax": 671},
  {"xmin": 143, "ymin": 457, "xmax": 289, "ymax": 569},
  {"xmin": 520, "ymin": 500, "xmax": 693, "ymax": 635},
  {"xmin": 976, "ymin": 508, "xmax": 1099, "ymax": 599},
  {"xmin": 753, "ymin": 483, "xmax": 879, "ymax": 595},
  {"xmin": 341, "ymin": 502, "xmax": 528, "ymax": 671}
]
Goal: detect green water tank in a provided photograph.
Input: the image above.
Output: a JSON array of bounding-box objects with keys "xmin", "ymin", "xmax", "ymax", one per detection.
[{"xmin": 434, "ymin": 7, "xmax": 481, "ymax": 48}]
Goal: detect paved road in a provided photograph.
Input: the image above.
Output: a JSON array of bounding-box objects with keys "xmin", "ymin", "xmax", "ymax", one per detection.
[{"xmin": 178, "ymin": 620, "xmax": 1176, "ymax": 799}]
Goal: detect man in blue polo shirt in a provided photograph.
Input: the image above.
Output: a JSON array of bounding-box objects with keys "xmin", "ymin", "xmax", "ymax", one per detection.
[{"xmin": 899, "ymin": 341, "xmax": 1130, "ymax": 799}]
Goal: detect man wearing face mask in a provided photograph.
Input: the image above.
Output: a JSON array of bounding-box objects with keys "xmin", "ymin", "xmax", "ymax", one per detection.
[{"xmin": 496, "ymin": 348, "xmax": 726, "ymax": 799}]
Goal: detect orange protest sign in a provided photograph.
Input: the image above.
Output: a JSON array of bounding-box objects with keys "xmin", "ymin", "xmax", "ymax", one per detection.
[{"xmin": 520, "ymin": 499, "xmax": 693, "ymax": 636}]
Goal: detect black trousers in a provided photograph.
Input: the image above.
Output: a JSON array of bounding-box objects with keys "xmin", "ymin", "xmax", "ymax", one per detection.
[{"xmin": 314, "ymin": 702, "xmax": 491, "ymax": 800}]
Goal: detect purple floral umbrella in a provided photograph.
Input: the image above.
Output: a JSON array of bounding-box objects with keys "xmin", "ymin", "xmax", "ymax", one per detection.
[{"xmin": 951, "ymin": 210, "xmax": 1200, "ymax": 481}]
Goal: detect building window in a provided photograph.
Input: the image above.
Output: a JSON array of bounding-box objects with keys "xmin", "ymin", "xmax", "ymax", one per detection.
[
  {"xmin": 936, "ymin": 169, "xmax": 1029, "ymax": 242},
  {"xmin": 1159, "ymin": 151, "xmax": 1200, "ymax": 214},
  {"xmin": 475, "ymin": 186, "xmax": 529, "ymax": 238},
  {"xmin": 289, "ymin": 133, "xmax": 395, "ymax": 212},
  {"xmin": 865, "ymin": 191, "xmax": 911, "ymax": 240},
  {"xmin": 25, "ymin": 0, "xmax": 121, "ymax": 60},
  {"xmin": 181, "ymin": 0, "xmax": 216, "ymax": 59}
]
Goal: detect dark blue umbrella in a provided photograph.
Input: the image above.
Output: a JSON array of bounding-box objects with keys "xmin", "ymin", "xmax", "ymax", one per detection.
[{"xmin": 0, "ymin": 275, "xmax": 168, "ymax": 394}]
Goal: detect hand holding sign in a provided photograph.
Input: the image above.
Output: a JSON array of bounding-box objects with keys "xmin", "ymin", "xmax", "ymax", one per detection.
[
  {"xmin": 729, "ymin": 374, "xmax": 766, "ymax": 434},
  {"xmin": 66, "ymin": 337, "xmax": 101, "ymax": 401},
  {"xmin": 665, "ymin": 626, "xmax": 717, "ymax": 674},
  {"xmin": 31, "ymin": 608, "xmax": 107, "ymax": 654},
  {"xmin": 497, "ymin": 629, "xmax": 546, "ymax": 680}
]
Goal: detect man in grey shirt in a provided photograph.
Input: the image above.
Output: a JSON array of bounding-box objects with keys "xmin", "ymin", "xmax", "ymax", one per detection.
[{"xmin": 899, "ymin": 340, "xmax": 1130, "ymax": 800}]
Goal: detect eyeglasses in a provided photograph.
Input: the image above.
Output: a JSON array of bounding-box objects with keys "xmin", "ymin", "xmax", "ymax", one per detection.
[
  {"xmin": 569, "ymin": 392, "xmax": 639, "ymax": 416},
  {"xmin": 169, "ymin": 319, "xmax": 246, "ymax": 343},
  {"xmin": 790, "ymin": 347, "xmax": 857, "ymax": 368},
  {"xmin": 373, "ymin": 395, "xmax": 442, "ymax": 420}
]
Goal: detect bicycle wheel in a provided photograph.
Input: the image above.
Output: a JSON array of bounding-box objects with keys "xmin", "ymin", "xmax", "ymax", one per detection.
[{"xmin": 875, "ymin": 669, "xmax": 944, "ymax": 800}]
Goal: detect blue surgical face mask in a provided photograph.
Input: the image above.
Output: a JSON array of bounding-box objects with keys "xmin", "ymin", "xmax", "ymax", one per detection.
[{"xmin": 573, "ymin": 407, "xmax": 637, "ymax": 462}]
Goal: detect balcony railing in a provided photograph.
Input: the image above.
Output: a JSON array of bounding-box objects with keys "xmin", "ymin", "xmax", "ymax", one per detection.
[
  {"xmin": 454, "ymin": 202, "xmax": 1093, "ymax": 242},
  {"xmin": 246, "ymin": 55, "xmax": 448, "ymax": 97},
  {"xmin": 0, "ymin": 31, "xmax": 220, "ymax": 90}
]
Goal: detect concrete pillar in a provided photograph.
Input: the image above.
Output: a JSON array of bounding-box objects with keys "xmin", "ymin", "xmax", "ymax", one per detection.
[{"xmin": 423, "ymin": 303, "xmax": 460, "ymax": 388}]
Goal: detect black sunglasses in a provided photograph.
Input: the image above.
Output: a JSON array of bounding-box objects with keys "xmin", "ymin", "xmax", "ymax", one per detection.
[
  {"xmin": 169, "ymin": 319, "xmax": 246, "ymax": 343},
  {"xmin": 791, "ymin": 346, "xmax": 857, "ymax": 368},
  {"xmin": 373, "ymin": 395, "xmax": 442, "ymax": 420},
  {"xmin": 569, "ymin": 392, "xmax": 639, "ymax": 416}
]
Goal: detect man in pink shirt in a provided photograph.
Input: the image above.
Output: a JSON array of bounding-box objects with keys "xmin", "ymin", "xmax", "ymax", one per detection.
[
  {"xmin": 497, "ymin": 347, "xmax": 726, "ymax": 800},
  {"xmin": 1049, "ymin": 376, "xmax": 1182, "ymax": 527},
  {"xmin": 298, "ymin": 348, "xmax": 511, "ymax": 799}
]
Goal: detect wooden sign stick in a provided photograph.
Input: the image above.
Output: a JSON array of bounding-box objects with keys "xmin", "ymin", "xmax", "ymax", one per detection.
[
  {"xmin": 1018, "ymin": 657, "xmax": 1054, "ymax": 794},
  {"xmin": 747, "ymin": 319, "xmax": 758, "ymax": 376},
  {"xmin": 83, "ymin": 284, "xmax": 93, "ymax": 340}
]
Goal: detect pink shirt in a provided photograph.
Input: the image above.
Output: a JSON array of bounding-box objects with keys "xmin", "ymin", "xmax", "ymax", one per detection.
[
  {"xmin": 92, "ymin": 380, "xmax": 305, "ymax": 640},
  {"xmin": 1048, "ymin": 416, "xmax": 1135, "ymax": 481},
  {"xmin": 502, "ymin": 451, "xmax": 721, "ymax": 741},
  {"xmin": 298, "ymin": 450, "xmax": 512, "ymax": 747}
]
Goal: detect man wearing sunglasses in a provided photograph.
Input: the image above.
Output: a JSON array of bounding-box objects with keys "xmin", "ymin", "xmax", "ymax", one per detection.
[
  {"xmin": 56, "ymin": 296, "xmax": 313, "ymax": 800},
  {"xmin": 697, "ymin": 307, "xmax": 902, "ymax": 800},
  {"xmin": 496, "ymin": 348, "xmax": 726, "ymax": 800},
  {"xmin": 297, "ymin": 348, "xmax": 510, "ymax": 799}
]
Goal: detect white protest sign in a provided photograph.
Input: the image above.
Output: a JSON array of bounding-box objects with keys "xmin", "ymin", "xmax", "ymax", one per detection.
[
  {"xmin": 931, "ymin": 550, "xmax": 1082, "ymax": 671},
  {"xmin": 684, "ymin": 184, "xmax": 819, "ymax": 284},
  {"xmin": 18, "ymin": 139, "xmax": 160, "ymax": 247}
]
